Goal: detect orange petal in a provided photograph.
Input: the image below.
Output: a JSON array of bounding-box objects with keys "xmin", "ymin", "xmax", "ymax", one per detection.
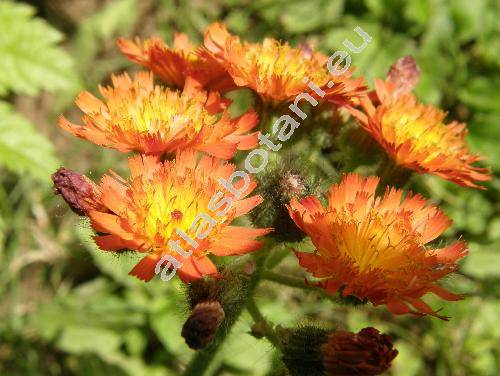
[
  {"xmin": 88, "ymin": 211, "xmax": 133, "ymax": 240},
  {"xmin": 129, "ymin": 254, "xmax": 160, "ymax": 282},
  {"xmin": 233, "ymin": 195, "xmax": 263, "ymax": 217},
  {"xmin": 209, "ymin": 226, "xmax": 271, "ymax": 256},
  {"xmin": 197, "ymin": 142, "xmax": 237, "ymax": 160},
  {"xmin": 429, "ymin": 284, "xmax": 464, "ymax": 301},
  {"xmin": 178, "ymin": 256, "xmax": 218, "ymax": 282}
]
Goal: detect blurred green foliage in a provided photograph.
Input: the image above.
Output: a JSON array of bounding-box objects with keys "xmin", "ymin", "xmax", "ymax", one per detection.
[{"xmin": 0, "ymin": 0, "xmax": 498, "ymax": 375}]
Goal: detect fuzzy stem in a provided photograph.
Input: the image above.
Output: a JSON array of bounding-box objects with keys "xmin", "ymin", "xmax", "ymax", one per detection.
[
  {"xmin": 246, "ymin": 297, "xmax": 283, "ymax": 350},
  {"xmin": 261, "ymin": 270, "xmax": 319, "ymax": 291},
  {"xmin": 182, "ymin": 242, "xmax": 274, "ymax": 376}
]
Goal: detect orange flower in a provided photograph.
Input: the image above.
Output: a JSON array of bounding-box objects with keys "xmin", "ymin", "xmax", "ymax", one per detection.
[
  {"xmin": 87, "ymin": 151, "xmax": 271, "ymax": 283},
  {"xmin": 288, "ymin": 173, "xmax": 467, "ymax": 319},
  {"xmin": 59, "ymin": 72, "xmax": 259, "ymax": 159},
  {"xmin": 202, "ymin": 23, "xmax": 365, "ymax": 105},
  {"xmin": 117, "ymin": 32, "xmax": 234, "ymax": 91},
  {"xmin": 350, "ymin": 79, "xmax": 491, "ymax": 188}
]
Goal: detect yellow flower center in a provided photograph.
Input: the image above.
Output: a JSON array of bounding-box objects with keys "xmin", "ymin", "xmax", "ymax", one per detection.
[
  {"xmin": 332, "ymin": 209, "xmax": 417, "ymax": 273},
  {"xmin": 380, "ymin": 96, "xmax": 463, "ymax": 163},
  {"xmin": 107, "ymin": 86, "xmax": 216, "ymax": 139},
  {"xmin": 128, "ymin": 169, "xmax": 228, "ymax": 254},
  {"xmin": 243, "ymin": 39, "xmax": 329, "ymax": 85}
]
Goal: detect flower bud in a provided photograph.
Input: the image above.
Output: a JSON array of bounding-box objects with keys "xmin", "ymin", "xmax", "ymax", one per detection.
[
  {"xmin": 387, "ymin": 55, "xmax": 420, "ymax": 98},
  {"xmin": 280, "ymin": 326, "xmax": 397, "ymax": 376},
  {"xmin": 281, "ymin": 326, "xmax": 329, "ymax": 376},
  {"xmin": 322, "ymin": 327, "xmax": 398, "ymax": 375},
  {"xmin": 181, "ymin": 300, "xmax": 225, "ymax": 350},
  {"xmin": 51, "ymin": 167, "xmax": 102, "ymax": 216},
  {"xmin": 250, "ymin": 321, "xmax": 268, "ymax": 339},
  {"xmin": 183, "ymin": 271, "xmax": 247, "ymax": 349},
  {"xmin": 250, "ymin": 153, "xmax": 321, "ymax": 242}
]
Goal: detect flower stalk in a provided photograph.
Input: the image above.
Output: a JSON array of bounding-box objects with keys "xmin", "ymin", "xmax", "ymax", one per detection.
[{"xmin": 182, "ymin": 241, "xmax": 274, "ymax": 376}]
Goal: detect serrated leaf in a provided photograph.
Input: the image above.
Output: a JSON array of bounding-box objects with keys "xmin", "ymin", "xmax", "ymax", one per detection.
[
  {"xmin": 0, "ymin": 101, "xmax": 59, "ymax": 181},
  {"xmin": 0, "ymin": 1, "xmax": 78, "ymax": 96}
]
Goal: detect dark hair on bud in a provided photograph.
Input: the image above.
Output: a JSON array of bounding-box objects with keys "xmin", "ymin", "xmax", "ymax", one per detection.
[{"xmin": 250, "ymin": 152, "xmax": 322, "ymax": 242}]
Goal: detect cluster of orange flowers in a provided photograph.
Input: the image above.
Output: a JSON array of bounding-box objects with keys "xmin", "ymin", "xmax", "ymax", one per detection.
[{"xmin": 55, "ymin": 22, "xmax": 490, "ymax": 364}]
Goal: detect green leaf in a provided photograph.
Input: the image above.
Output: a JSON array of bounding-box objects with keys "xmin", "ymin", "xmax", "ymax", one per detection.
[
  {"xmin": 0, "ymin": 101, "xmax": 59, "ymax": 181},
  {"xmin": 462, "ymin": 243, "xmax": 500, "ymax": 279},
  {"xmin": 450, "ymin": 0, "xmax": 489, "ymax": 42},
  {"xmin": 458, "ymin": 76, "xmax": 500, "ymax": 113},
  {"xmin": 0, "ymin": 1, "xmax": 78, "ymax": 96},
  {"xmin": 468, "ymin": 112, "xmax": 500, "ymax": 171},
  {"xmin": 74, "ymin": 0, "xmax": 138, "ymax": 69},
  {"xmin": 58, "ymin": 326, "xmax": 122, "ymax": 356},
  {"xmin": 404, "ymin": 0, "xmax": 432, "ymax": 34},
  {"xmin": 281, "ymin": 0, "xmax": 344, "ymax": 34}
]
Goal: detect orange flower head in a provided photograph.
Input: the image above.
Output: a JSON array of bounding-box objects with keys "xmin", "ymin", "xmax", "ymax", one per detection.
[
  {"xmin": 350, "ymin": 79, "xmax": 491, "ymax": 188},
  {"xmin": 88, "ymin": 151, "xmax": 271, "ymax": 283},
  {"xmin": 59, "ymin": 72, "xmax": 259, "ymax": 159},
  {"xmin": 203, "ymin": 23, "xmax": 365, "ymax": 105},
  {"xmin": 117, "ymin": 32, "xmax": 234, "ymax": 91},
  {"xmin": 288, "ymin": 173, "xmax": 468, "ymax": 319}
]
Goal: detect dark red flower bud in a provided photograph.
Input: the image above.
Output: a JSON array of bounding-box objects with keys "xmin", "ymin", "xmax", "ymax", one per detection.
[
  {"xmin": 52, "ymin": 167, "xmax": 101, "ymax": 216},
  {"xmin": 181, "ymin": 301, "xmax": 225, "ymax": 350},
  {"xmin": 322, "ymin": 327, "xmax": 398, "ymax": 375}
]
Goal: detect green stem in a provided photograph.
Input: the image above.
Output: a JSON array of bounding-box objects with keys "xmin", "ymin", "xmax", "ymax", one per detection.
[
  {"xmin": 261, "ymin": 270, "xmax": 319, "ymax": 291},
  {"xmin": 182, "ymin": 242, "xmax": 274, "ymax": 376},
  {"xmin": 246, "ymin": 297, "xmax": 283, "ymax": 350}
]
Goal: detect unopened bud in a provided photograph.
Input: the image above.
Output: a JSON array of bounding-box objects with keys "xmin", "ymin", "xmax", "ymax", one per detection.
[
  {"xmin": 250, "ymin": 153, "xmax": 321, "ymax": 242},
  {"xmin": 181, "ymin": 301, "xmax": 225, "ymax": 350},
  {"xmin": 280, "ymin": 326, "xmax": 397, "ymax": 376},
  {"xmin": 299, "ymin": 42, "xmax": 314, "ymax": 60},
  {"xmin": 387, "ymin": 55, "xmax": 420, "ymax": 97},
  {"xmin": 322, "ymin": 327, "xmax": 398, "ymax": 375},
  {"xmin": 250, "ymin": 321, "xmax": 268, "ymax": 339},
  {"xmin": 51, "ymin": 167, "xmax": 101, "ymax": 216},
  {"xmin": 183, "ymin": 271, "xmax": 247, "ymax": 349},
  {"xmin": 281, "ymin": 326, "xmax": 329, "ymax": 376}
]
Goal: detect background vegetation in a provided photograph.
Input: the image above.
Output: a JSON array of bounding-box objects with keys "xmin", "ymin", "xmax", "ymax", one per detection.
[{"xmin": 0, "ymin": 0, "xmax": 498, "ymax": 374}]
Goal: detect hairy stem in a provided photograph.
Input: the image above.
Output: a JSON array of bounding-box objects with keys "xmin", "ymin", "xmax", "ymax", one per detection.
[
  {"xmin": 261, "ymin": 270, "xmax": 319, "ymax": 291},
  {"xmin": 182, "ymin": 242, "xmax": 274, "ymax": 376},
  {"xmin": 246, "ymin": 297, "xmax": 283, "ymax": 350}
]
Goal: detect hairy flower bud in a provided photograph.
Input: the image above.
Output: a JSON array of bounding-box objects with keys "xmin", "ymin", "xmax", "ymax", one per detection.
[
  {"xmin": 181, "ymin": 300, "xmax": 225, "ymax": 350},
  {"xmin": 182, "ymin": 271, "xmax": 247, "ymax": 349},
  {"xmin": 322, "ymin": 327, "xmax": 398, "ymax": 375},
  {"xmin": 281, "ymin": 326, "xmax": 329, "ymax": 376},
  {"xmin": 280, "ymin": 326, "xmax": 397, "ymax": 376},
  {"xmin": 51, "ymin": 167, "xmax": 102, "ymax": 216},
  {"xmin": 250, "ymin": 153, "xmax": 321, "ymax": 242}
]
